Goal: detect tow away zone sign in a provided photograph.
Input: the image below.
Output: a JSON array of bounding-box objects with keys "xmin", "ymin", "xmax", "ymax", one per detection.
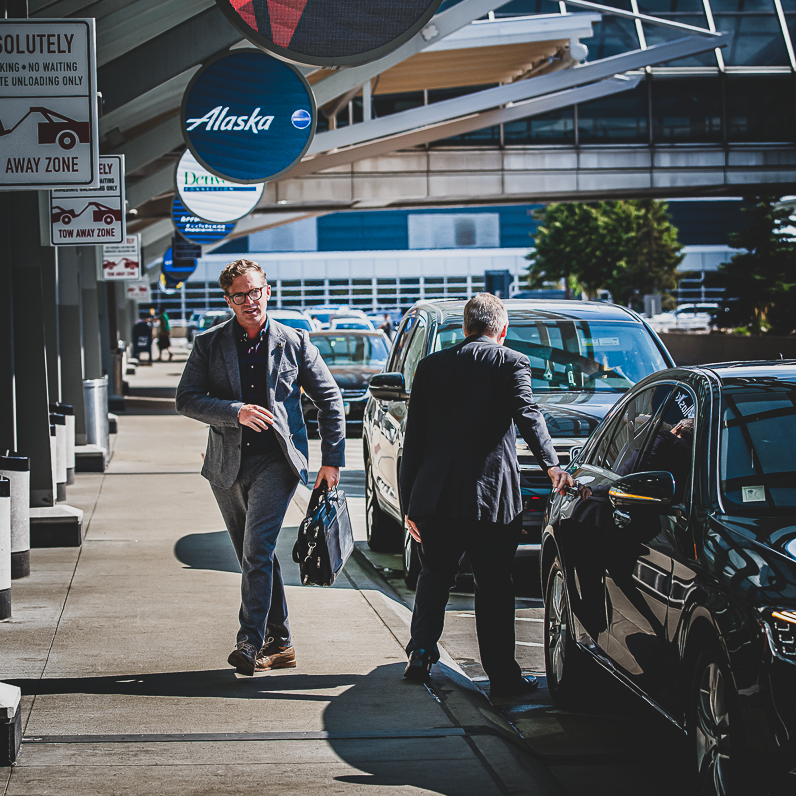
[
  {"xmin": 50, "ymin": 154, "xmax": 125, "ymax": 245},
  {"xmin": 0, "ymin": 19, "xmax": 98, "ymax": 189}
]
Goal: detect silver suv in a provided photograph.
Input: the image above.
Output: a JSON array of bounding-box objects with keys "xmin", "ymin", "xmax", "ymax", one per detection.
[{"xmin": 362, "ymin": 299, "xmax": 675, "ymax": 588}]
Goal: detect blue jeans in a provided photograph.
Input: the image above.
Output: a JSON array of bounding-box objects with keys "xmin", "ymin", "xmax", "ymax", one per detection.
[{"xmin": 211, "ymin": 449, "xmax": 299, "ymax": 651}]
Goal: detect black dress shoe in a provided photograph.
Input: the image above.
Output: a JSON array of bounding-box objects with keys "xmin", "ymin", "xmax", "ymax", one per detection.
[
  {"xmin": 489, "ymin": 675, "xmax": 539, "ymax": 697},
  {"xmin": 404, "ymin": 649, "xmax": 433, "ymax": 681}
]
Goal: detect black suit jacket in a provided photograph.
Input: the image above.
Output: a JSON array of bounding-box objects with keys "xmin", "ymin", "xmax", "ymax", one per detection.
[{"xmin": 399, "ymin": 335, "xmax": 559, "ymax": 525}]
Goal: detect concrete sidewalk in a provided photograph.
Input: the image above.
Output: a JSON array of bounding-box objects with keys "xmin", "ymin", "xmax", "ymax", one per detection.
[{"xmin": 1, "ymin": 413, "xmax": 556, "ymax": 796}]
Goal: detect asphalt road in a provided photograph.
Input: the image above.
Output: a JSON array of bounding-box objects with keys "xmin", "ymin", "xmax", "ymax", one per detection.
[{"xmin": 311, "ymin": 438, "xmax": 701, "ymax": 796}]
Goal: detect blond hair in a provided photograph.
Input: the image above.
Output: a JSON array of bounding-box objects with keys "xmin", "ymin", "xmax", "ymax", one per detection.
[{"xmin": 218, "ymin": 259, "xmax": 266, "ymax": 293}]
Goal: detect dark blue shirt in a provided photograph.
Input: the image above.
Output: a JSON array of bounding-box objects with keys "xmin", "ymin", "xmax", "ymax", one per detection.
[{"xmin": 235, "ymin": 317, "xmax": 281, "ymax": 458}]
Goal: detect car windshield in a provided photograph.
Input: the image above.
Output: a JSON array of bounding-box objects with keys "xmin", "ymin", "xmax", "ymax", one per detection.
[
  {"xmin": 311, "ymin": 334, "xmax": 389, "ymax": 367},
  {"xmin": 433, "ymin": 319, "xmax": 667, "ymax": 393},
  {"xmin": 720, "ymin": 384, "xmax": 796, "ymax": 511}
]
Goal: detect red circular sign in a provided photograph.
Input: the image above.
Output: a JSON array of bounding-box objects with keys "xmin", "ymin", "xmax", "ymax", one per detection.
[{"xmin": 216, "ymin": 0, "xmax": 444, "ymax": 67}]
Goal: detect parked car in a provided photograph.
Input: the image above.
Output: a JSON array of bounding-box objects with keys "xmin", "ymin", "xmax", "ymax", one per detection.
[
  {"xmin": 307, "ymin": 304, "xmax": 351, "ymax": 329},
  {"xmin": 195, "ymin": 309, "xmax": 233, "ymax": 335},
  {"xmin": 186, "ymin": 311, "xmax": 203, "ymax": 342},
  {"xmin": 542, "ymin": 361, "xmax": 796, "ymax": 794},
  {"xmin": 331, "ymin": 316, "xmax": 376, "ymax": 331},
  {"xmin": 649, "ymin": 303, "xmax": 718, "ymax": 333},
  {"xmin": 269, "ymin": 308, "xmax": 316, "ymax": 331},
  {"xmin": 363, "ymin": 299, "xmax": 675, "ymax": 587},
  {"xmin": 302, "ymin": 330, "xmax": 391, "ymax": 436}
]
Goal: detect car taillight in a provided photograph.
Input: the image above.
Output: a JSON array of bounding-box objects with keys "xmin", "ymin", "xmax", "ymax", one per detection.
[{"xmin": 770, "ymin": 610, "xmax": 796, "ymax": 660}]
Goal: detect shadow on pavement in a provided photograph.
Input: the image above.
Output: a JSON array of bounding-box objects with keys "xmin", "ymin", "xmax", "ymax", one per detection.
[
  {"xmin": 8, "ymin": 671, "xmax": 359, "ymax": 701},
  {"xmin": 174, "ymin": 531, "xmax": 241, "ymax": 574}
]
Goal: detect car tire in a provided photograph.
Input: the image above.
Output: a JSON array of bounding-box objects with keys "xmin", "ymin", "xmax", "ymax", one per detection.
[
  {"xmin": 103, "ymin": 214, "xmax": 115, "ymax": 225},
  {"xmin": 365, "ymin": 465, "xmax": 400, "ymax": 552},
  {"xmin": 57, "ymin": 130, "xmax": 77, "ymax": 150},
  {"xmin": 60, "ymin": 214, "xmax": 72, "ymax": 225},
  {"xmin": 688, "ymin": 639, "xmax": 750, "ymax": 796},
  {"xmin": 403, "ymin": 519, "xmax": 421, "ymax": 590},
  {"xmin": 544, "ymin": 556, "xmax": 591, "ymax": 708}
]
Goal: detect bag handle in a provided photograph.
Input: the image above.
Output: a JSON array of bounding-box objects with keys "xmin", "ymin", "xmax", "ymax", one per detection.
[{"xmin": 308, "ymin": 478, "xmax": 329, "ymax": 514}]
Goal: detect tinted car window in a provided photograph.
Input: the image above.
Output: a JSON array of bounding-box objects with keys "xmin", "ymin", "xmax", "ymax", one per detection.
[
  {"xmin": 434, "ymin": 319, "xmax": 667, "ymax": 393},
  {"xmin": 600, "ymin": 385, "xmax": 672, "ymax": 473},
  {"xmin": 310, "ymin": 334, "xmax": 389, "ymax": 367},
  {"xmin": 275, "ymin": 317, "xmax": 313, "ymax": 331},
  {"xmin": 720, "ymin": 385, "xmax": 796, "ymax": 510},
  {"xmin": 388, "ymin": 313, "xmax": 418, "ymax": 372},
  {"xmin": 401, "ymin": 316, "xmax": 427, "ymax": 391}
]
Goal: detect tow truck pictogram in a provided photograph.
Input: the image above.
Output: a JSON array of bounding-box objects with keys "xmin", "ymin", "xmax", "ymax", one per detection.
[
  {"xmin": 103, "ymin": 257, "xmax": 139, "ymax": 272},
  {"xmin": 0, "ymin": 106, "xmax": 90, "ymax": 151},
  {"xmin": 51, "ymin": 201, "xmax": 121, "ymax": 226}
]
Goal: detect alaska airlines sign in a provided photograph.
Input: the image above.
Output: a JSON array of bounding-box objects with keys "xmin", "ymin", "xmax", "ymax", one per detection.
[
  {"xmin": 180, "ymin": 50, "xmax": 314, "ymax": 184},
  {"xmin": 215, "ymin": 0, "xmax": 444, "ymax": 67}
]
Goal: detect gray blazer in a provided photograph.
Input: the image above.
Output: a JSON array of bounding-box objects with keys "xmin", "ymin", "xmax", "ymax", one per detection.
[{"xmin": 176, "ymin": 318, "xmax": 345, "ymax": 489}]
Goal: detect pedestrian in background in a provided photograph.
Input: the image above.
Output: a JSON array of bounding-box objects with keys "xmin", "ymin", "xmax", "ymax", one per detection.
[
  {"xmin": 378, "ymin": 313, "xmax": 394, "ymax": 340},
  {"xmin": 156, "ymin": 311, "xmax": 171, "ymax": 361},
  {"xmin": 176, "ymin": 259, "xmax": 345, "ymax": 676},
  {"xmin": 399, "ymin": 293, "xmax": 574, "ymax": 696}
]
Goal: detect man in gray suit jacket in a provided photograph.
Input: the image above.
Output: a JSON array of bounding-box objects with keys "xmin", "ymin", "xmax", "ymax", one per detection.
[
  {"xmin": 400, "ymin": 293, "xmax": 574, "ymax": 695},
  {"xmin": 176, "ymin": 260, "xmax": 345, "ymax": 676}
]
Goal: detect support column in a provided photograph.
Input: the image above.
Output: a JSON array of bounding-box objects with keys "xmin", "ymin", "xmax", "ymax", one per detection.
[
  {"xmin": 10, "ymin": 192, "xmax": 54, "ymax": 507},
  {"xmin": 58, "ymin": 248, "xmax": 86, "ymax": 443},
  {"xmin": 41, "ymin": 245, "xmax": 61, "ymax": 405},
  {"xmin": 0, "ymin": 195, "xmax": 17, "ymax": 452},
  {"xmin": 80, "ymin": 249, "xmax": 103, "ymax": 381}
]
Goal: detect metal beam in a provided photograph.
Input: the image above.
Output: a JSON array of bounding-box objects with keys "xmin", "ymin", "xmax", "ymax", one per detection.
[
  {"xmin": 99, "ymin": 68, "xmax": 197, "ymax": 140},
  {"xmin": 96, "ymin": 0, "xmax": 214, "ymax": 67},
  {"xmin": 111, "ymin": 115, "xmax": 182, "ymax": 175},
  {"xmin": 287, "ymin": 75, "xmax": 641, "ymax": 181},
  {"xmin": 309, "ymin": 33, "xmax": 729, "ymax": 154},
  {"xmin": 541, "ymin": 0, "xmax": 720, "ymax": 37},
  {"xmin": 312, "ymin": 0, "xmax": 521, "ymax": 107},
  {"xmin": 127, "ymin": 163, "xmax": 175, "ymax": 210},
  {"xmin": 97, "ymin": 5, "xmax": 242, "ymax": 116}
]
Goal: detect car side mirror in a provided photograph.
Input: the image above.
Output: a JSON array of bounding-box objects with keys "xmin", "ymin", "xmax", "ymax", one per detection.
[
  {"xmin": 368, "ymin": 372, "xmax": 408, "ymax": 401},
  {"xmin": 608, "ymin": 471, "xmax": 675, "ymax": 509},
  {"xmin": 569, "ymin": 446, "xmax": 583, "ymax": 464}
]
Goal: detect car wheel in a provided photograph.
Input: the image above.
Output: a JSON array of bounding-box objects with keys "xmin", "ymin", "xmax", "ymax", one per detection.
[
  {"xmin": 57, "ymin": 130, "xmax": 77, "ymax": 150},
  {"xmin": 403, "ymin": 519, "xmax": 421, "ymax": 590},
  {"xmin": 103, "ymin": 214, "xmax": 115, "ymax": 225},
  {"xmin": 689, "ymin": 640, "xmax": 748, "ymax": 796},
  {"xmin": 60, "ymin": 214, "xmax": 72, "ymax": 225},
  {"xmin": 544, "ymin": 557, "xmax": 590, "ymax": 708},
  {"xmin": 365, "ymin": 465, "xmax": 400, "ymax": 552}
]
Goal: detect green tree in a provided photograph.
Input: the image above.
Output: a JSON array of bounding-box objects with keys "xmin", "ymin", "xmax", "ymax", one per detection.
[
  {"xmin": 527, "ymin": 199, "xmax": 683, "ymax": 310},
  {"xmin": 713, "ymin": 197, "xmax": 796, "ymax": 335}
]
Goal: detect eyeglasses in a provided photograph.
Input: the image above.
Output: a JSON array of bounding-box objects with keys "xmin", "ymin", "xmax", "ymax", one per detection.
[{"xmin": 227, "ymin": 286, "xmax": 266, "ymax": 305}]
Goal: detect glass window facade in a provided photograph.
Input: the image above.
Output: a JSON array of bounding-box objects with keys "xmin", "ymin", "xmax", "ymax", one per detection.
[
  {"xmin": 578, "ymin": 81, "xmax": 649, "ymax": 144},
  {"xmin": 711, "ymin": 0, "xmax": 791, "ymax": 66},
  {"xmin": 726, "ymin": 75, "xmax": 796, "ymax": 142},
  {"xmin": 652, "ymin": 76, "xmax": 723, "ymax": 143}
]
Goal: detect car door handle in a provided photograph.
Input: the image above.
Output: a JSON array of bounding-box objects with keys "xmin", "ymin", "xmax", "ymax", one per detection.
[{"xmin": 614, "ymin": 509, "xmax": 631, "ymax": 528}]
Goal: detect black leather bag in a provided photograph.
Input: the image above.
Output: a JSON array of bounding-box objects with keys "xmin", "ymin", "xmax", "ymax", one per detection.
[{"xmin": 292, "ymin": 483, "xmax": 354, "ymax": 586}]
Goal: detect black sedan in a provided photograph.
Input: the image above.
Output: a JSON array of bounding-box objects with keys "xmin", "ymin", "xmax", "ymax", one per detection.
[
  {"xmin": 302, "ymin": 330, "xmax": 390, "ymax": 435},
  {"xmin": 542, "ymin": 361, "xmax": 796, "ymax": 794}
]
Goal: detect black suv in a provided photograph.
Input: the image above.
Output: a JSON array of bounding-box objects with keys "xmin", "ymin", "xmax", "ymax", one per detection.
[
  {"xmin": 543, "ymin": 362, "xmax": 796, "ymax": 793},
  {"xmin": 362, "ymin": 299, "xmax": 674, "ymax": 587}
]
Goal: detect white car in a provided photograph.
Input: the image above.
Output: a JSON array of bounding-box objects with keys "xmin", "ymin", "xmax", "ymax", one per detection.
[
  {"xmin": 648, "ymin": 303, "xmax": 718, "ymax": 332},
  {"xmin": 268, "ymin": 309, "xmax": 317, "ymax": 331}
]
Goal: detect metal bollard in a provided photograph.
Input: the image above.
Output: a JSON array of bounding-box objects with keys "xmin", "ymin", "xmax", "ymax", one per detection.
[
  {"xmin": 51, "ymin": 403, "xmax": 75, "ymax": 485},
  {"xmin": 49, "ymin": 413, "xmax": 68, "ymax": 502},
  {"xmin": 0, "ymin": 453, "xmax": 30, "ymax": 579},
  {"xmin": 0, "ymin": 477, "xmax": 11, "ymax": 620},
  {"xmin": 83, "ymin": 377, "xmax": 110, "ymax": 465}
]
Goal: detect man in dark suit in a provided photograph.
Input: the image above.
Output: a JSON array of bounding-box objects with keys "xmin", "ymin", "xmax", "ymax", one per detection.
[
  {"xmin": 177, "ymin": 259, "xmax": 345, "ymax": 676},
  {"xmin": 399, "ymin": 293, "xmax": 574, "ymax": 696}
]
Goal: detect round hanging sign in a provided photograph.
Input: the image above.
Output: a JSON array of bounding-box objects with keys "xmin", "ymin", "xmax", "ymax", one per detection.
[
  {"xmin": 215, "ymin": 0, "xmax": 445, "ymax": 67},
  {"xmin": 181, "ymin": 50, "xmax": 315, "ymax": 184},
  {"xmin": 172, "ymin": 196, "xmax": 236, "ymax": 245},
  {"xmin": 177, "ymin": 150, "xmax": 264, "ymax": 223}
]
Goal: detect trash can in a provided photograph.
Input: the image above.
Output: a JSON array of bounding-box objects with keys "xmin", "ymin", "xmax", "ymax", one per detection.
[
  {"xmin": 49, "ymin": 412, "xmax": 67, "ymax": 502},
  {"xmin": 83, "ymin": 377, "xmax": 110, "ymax": 465},
  {"xmin": 0, "ymin": 453, "xmax": 30, "ymax": 579},
  {"xmin": 50, "ymin": 403, "xmax": 75, "ymax": 484},
  {"xmin": 0, "ymin": 477, "xmax": 11, "ymax": 620}
]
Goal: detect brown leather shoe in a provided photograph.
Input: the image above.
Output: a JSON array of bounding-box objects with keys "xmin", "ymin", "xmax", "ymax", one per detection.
[
  {"xmin": 256, "ymin": 644, "xmax": 296, "ymax": 671},
  {"xmin": 227, "ymin": 641, "xmax": 258, "ymax": 676}
]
